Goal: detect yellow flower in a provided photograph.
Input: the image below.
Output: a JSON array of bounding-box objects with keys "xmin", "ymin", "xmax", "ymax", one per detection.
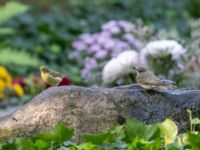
[
  {"xmin": 0, "ymin": 79, "xmax": 5, "ymax": 99},
  {"xmin": 0, "ymin": 92, "xmax": 4, "ymax": 99},
  {"xmin": 0, "ymin": 66, "xmax": 12, "ymax": 87},
  {"xmin": 0, "ymin": 66, "xmax": 8, "ymax": 78},
  {"xmin": 12, "ymin": 84, "xmax": 24, "ymax": 97},
  {"xmin": 0, "ymin": 79, "xmax": 5, "ymax": 92},
  {"xmin": 159, "ymin": 118, "xmax": 178, "ymax": 145}
]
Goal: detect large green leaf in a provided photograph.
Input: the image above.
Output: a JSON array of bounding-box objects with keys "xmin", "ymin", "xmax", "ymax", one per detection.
[
  {"xmin": 0, "ymin": 49, "xmax": 41, "ymax": 66},
  {"xmin": 0, "ymin": 2, "xmax": 29, "ymax": 24},
  {"xmin": 187, "ymin": 132, "xmax": 200, "ymax": 149},
  {"xmin": 127, "ymin": 138, "xmax": 162, "ymax": 150},
  {"xmin": 82, "ymin": 132, "xmax": 109, "ymax": 145},
  {"xmin": 125, "ymin": 118, "xmax": 160, "ymax": 141},
  {"xmin": 0, "ymin": 28, "xmax": 14, "ymax": 35},
  {"xmin": 15, "ymin": 138, "xmax": 35, "ymax": 150},
  {"xmin": 75, "ymin": 143, "xmax": 98, "ymax": 150},
  {"xmin": 36, "ymin": 122, "xmax": 74, "ymax": 144}
]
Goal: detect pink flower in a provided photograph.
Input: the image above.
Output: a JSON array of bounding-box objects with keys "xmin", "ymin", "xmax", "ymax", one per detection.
[{"xmin": 58, "ymin": 77, "xmax": 70, "ymax": 86}]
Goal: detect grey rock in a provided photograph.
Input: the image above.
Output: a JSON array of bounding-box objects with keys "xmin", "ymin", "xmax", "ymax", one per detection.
[{"xmin": 0, "ymin": 84, "xmax": 199, "ymax": 141}]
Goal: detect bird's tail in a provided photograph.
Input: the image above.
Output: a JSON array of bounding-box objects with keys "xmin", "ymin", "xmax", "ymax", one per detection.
[
  {"xmin": 158, "ymin": 80, "xmax": 177, "ymax": 90},
  {"xmin": 162, "ymin": 79, "xmax": 176, "ymax": 85}
]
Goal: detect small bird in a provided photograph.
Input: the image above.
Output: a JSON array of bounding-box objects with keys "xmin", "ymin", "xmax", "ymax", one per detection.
[
  {"xmin": 40, "ymin": 65, "xmax": 70, "ymax": 86},
  {"xmin": 132, "ymin": 66, "xmax": 176, "ymax": 90}
]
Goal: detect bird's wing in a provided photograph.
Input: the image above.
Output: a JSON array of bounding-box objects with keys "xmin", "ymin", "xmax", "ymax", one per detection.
[
  {"xmin": 47, "ymin": 73, "xmax": 62, "ymax": 85},
  {"xmin": 50, "ymin": 69, "xmax": 64, "ymax": 78},
  {"xmin": 137, "ymin": 71, "xmax": 174, "ymax": 86}
]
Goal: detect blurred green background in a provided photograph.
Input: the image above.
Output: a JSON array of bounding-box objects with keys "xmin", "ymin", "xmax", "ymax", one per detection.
[{"xmin": 0, "ymin": 0, "xmax": 200, "ymax": 104}]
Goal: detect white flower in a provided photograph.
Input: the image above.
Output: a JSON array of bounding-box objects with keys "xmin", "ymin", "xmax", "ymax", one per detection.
[
  {"xmin": 142, "ymin": 40, "xmax": 186, "ymax": 60},
  {"xmin": 102, "ymin": 50, "xmax": 142, "ymax": 83}
]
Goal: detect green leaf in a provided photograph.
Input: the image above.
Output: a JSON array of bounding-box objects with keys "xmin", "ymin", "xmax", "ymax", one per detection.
[
  {"xmin": 187, "ymin": 132, "xmax": 200, "ymax": 149},
  {"xmin": 76, "ymin": 143, "xmax": 98, "ymax": 150},
  {"xmin": 82, "ymin": 132, "xmax": 109, "ymax": 145},
  {"xmin": 143, "ymin": 124, "xmax": 160, "ymax": 141},
  {"xmin": 191, "ymin": 118, "xmax": 200, "ymax": 125},
  {"xmin": 1, "ymin": 142, "xmax": 16, "ymax": 150},
  {"xmin": 166, "ymin": 143, "xmax": 180, "ymax": 150},
  {"xmin": 0, "ymin": 28, "xmax": 14, "ymax": 35},
  {"xmin": 34, "ymin": 132, "xmax": 52, "ymax": 142},
  {"xmin": 0, "ymin": 2, "xmax": 29, "ymax": 24},
  {"xmin": 15, "ymin": 138, "xmax": 35, "ymax": 150},
  {"xmin": 125, "ymin": 118, "xmax": 160, "ymax": 141},
  {"xmin": 128, "ymin": 137, "xmax": 162, "ymax": 150},
  {"xmin": 51, "ymin": 122, "xmax": 74, "ymax": 143},
  {"xmin": 36, "ymin": 122, "xmax": 74, "ymax": 144},
  {"xmin": 34, "ymin": 140, "xmax": 50, "ymax": 150},
  {"xmin": 107, "ymin": 125, "xmax": 125, "ymax": 142},
  {"xmin": 0, "ymin": 49, "xmax": 41, "ymax": 66},
  {"xmin": 125, "ymin": 118, "xmax": 146, "ymax": 140}
]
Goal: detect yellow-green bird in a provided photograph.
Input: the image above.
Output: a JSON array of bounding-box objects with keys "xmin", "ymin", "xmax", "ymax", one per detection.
[{"xmin": 40, "ymin": 65, "xmax": 65, "ymax": 86}]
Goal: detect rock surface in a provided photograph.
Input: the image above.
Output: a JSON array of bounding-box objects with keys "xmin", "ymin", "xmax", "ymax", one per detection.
[{"xmin": 0, "ymin": 84, "xmax": 200, "ymax": 141}]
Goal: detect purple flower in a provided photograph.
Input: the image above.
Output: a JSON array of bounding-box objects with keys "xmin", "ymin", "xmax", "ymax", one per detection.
[
  {"xmin": 118, "ymin": 20, "xmax": 133, "ymax": 32},
  {"xmin": 79, "ymin": 33, "xmax": 96, "ymax": 44},
  {"xmin": 94, "ymin": 50, "xmax": 108, "ymax": 59},
  {"xmin": 72, "ymin": 41, "xmax": 87, "ymax": 51},
  {"xmin": 102, "ymin": 20, "xmax": 118, "ymax": 31},
  {"xmin": 123, "ymin": 33, "xmax": 144, "ymax": 49},
  {"xmin": 100, "ymin": 31, "xmax": 111, "ymax": 37},
  {"xmin": 84, "ymin": 58, "xmax": 97, "ymax": 70},
  {"xmin": 96, "ymin": 33, "xmax": 110, "ymax": 45},
  {"xmin": 103, "ymin": 39, "xmax": 116, "ymax": 50},
  {"xmin": 102, "ymin": 20, "xmax": 121, "ymax": 34},
  {"xmin": 114, "ymin": 40, "xmax": 130, "ymax": 50},
  {"xmin": 89, "ymin": 45, "xmax": 102, "ymax": 53},
  {"xmin": 108, "ymin": 26, "xmax": 121, "ymax": 34},
  {"xmin": 123, "ymin": 33, "xmax": 135, "ymax": 42}
]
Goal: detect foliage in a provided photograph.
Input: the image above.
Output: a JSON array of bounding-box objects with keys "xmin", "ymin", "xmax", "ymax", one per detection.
[
  {"xmin": 0, "ymin": 2, "xmax": 29, "ymax": 24},
  {"xmin": 0, "ymin": 1, "xmax": 37, "ymax": 89},
  {"xmin": 1, "ymin": 8, "xmax": 83, "ymax": 85},
  {"xmin": 178, "ymin": 19, "xmax": 200, "ymax": 88},
  {"xmin": 0, "ymin": 114, "xmax": 200, "ymax": 150},
  {"xmin": 0, "ymin": 2, "xmax": 28, "ymax": 35},
  {"xmin": 67, "ymin": 0, "xmax": 190, "ymax": 36},
  {"xmin": 0, "ymin": 49, "xmax": 41, "ymax": 67}
]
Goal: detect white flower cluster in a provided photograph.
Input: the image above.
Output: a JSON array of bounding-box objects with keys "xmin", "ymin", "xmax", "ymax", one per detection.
[
  {"xmin": 102, "ymin": 50, "xmax": 141, "ymax": 83},
  {"xmin": 142, "ymin": 40, "xmax": 186, "ymax": 60}
]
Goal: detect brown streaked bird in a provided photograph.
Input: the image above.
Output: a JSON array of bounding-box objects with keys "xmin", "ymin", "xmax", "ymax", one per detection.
[{"xmin": 132, "ymin": 66, "xmax": 176, "ymax": 90}]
